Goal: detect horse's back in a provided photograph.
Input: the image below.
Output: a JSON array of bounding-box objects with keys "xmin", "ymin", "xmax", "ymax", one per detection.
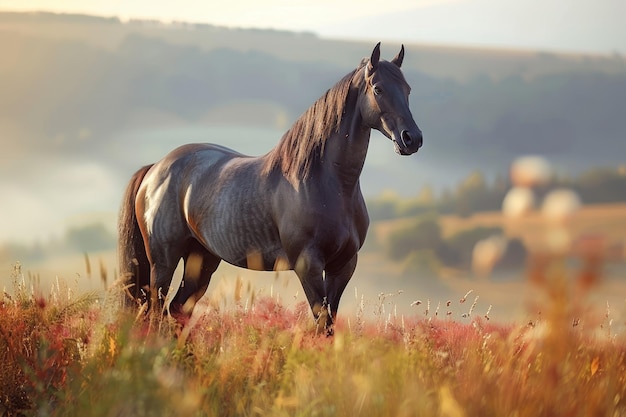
[{"xmin": 161, "ymin": 142, "xmax": 244, "ymax": 165}]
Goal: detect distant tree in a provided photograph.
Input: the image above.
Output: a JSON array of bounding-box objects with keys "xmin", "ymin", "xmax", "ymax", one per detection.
[
  {"xmin": 366, "ymin": 192, "xmax": 400, "ymax": 221},
  {"xmin": 496, "ymin": 238, "xmax": 527, "ymax": 270},
  {"xmin": 444, "ymin": 226, "xmax": 503, "ymax": 268},
  {"xmin": 574, "ymin": 167, "xmax": 626, "ymax": 203},
  {"xmin": 386, "ymin": 213, "xmax": 442, "ymax": 261},
  {"xmin": 402, "ymin": 249, "xmax": 443, "ymax": 275},
  {"xmin": 65, "ymin": 224, "xmax": 115, "ymax": 253},
  {"xmin": 395, "ymin": 185, "xmax": 437, "ymax": 218},
  {"xmin": 0, "ymin": 242, "xmax": 46, "ymax": 264},
  {"xmin": 454, "ymin": 170, "xmax": 488, "ymax": 217}
]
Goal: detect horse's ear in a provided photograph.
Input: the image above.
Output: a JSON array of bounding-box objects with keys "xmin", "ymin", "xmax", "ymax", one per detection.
[
  {"xmin": 367, "ymin": 42, "xmax": 381, "ymax": 76},
  {"xmin": 391, "ymin": 44, "xmax": 404, "ymax": 68}
]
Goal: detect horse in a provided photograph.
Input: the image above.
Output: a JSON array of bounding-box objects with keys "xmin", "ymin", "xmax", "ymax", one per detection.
[{"xmin": 118, "ymin": 43, "xmax": 423, "ymax": 332}]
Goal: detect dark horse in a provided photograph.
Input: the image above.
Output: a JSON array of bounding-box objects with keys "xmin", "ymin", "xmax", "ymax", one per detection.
[{"xmin": 118, "ymin": 43, "xmax": 422, "ymax": 331}]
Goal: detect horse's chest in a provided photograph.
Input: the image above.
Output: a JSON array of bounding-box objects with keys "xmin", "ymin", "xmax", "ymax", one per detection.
[{"xmin": 311, "ymin": 208, "xmax": 366, "ymax": 258}]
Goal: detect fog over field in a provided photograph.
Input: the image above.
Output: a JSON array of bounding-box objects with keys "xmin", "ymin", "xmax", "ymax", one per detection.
[
  {"xmin": 0, "ymin": 13, "xmax": 625, "ymax": 322},
  {"xmin": 2, "ymin": 13, "xmax": 624, "ymax": 244}
]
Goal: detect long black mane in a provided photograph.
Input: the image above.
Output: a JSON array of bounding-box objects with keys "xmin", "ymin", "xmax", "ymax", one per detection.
[{"xmin": 262, "ymin": 62, "xmax": 366, "ymax": 186}]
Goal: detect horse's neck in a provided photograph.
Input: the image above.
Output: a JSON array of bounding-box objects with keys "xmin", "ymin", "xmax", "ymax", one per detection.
[{"xmin": 323, "ymin": 109, "xmax": 371, "ymax": 193}]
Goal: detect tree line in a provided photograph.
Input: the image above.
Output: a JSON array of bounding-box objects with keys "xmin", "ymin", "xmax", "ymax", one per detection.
[
  {"xmin": 367, "ymin": 166, "xmax": 626, "ymax": 221},
  {"xmin": 2, "ymin": 25, "xmax": 626, "ymax": 173}
]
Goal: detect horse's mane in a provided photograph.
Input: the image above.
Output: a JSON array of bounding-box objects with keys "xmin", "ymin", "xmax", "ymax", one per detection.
[{"xmin": 262, "ymin": 62, "xmax": 366, "ymax": 186}]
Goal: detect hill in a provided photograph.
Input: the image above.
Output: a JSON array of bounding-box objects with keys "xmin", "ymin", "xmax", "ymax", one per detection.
[
  {"xmin": 2, "ymin": 12, "xmax": 625, "ymax": 79},
  {"xmin": 1, "ymin": 11, "xmax": 626, "ymax": 245},
  {"xmin": 2, "ymin": 12, "xmax": 625, "ymax": 169}
]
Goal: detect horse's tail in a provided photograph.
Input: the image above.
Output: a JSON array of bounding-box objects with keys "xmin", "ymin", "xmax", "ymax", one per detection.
[{"xmin": 118, "ymin": 164, "xmax": 153, "ymax": 308}]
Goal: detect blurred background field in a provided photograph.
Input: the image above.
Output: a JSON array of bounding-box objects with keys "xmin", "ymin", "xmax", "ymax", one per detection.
[{"xmin": 1, "ymin": 10, "xmax": 625, "ymax": 328}]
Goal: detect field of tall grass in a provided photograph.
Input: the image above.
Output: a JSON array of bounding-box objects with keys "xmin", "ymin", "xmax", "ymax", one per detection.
[
  {"xmin": 2, "ymin": 242, "xmax": 625, "ymax": 416},
  {"xmin": 2, "ymin": 156, "xmax": 625, "ymax": 416}
]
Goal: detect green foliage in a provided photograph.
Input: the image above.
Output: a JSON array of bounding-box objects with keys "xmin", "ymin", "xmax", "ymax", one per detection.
[
  {"xmin": 497, "ymin": 238, "xmax": 527, "ymax": 269},
  {"xmin": 368, "ymin": 166, "xmax": 626, "ymax": 221},
  {"xmin": 366, "ymin": 195, "xmax": 400, "ymax": 222},
  {"xmin": 368, "ymin": 188, "xmax": 438, "ymax": 222},
  {"xmin": 65, "ymin": 223, "xmax": 116, "ymax": 253},
  {"xmin": 573, "ymin": 167, "xmax": 626, "ymax": 204},
  {"xmin": 402, "ymin": 249, "xmax": 443, "ymax": 274},
  {"xmin": 444, "ymin": 226, "xmax": 504, "ymax": 268},
  {"xmin": 386, "ymin": 213, "xmax": 442, "ymax": 261},
  {"xmin": 384, "ymin": 212, "xmax": 513, "ymax": 270},
  {"xmin": 0, "ymin": 223, "xmax": 115, "ymax": 265}
]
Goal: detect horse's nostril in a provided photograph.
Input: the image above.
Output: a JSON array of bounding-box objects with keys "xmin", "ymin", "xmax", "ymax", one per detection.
[{"xmin": 401, "ymin": 130, "xmax": 413, "ymax": 146}]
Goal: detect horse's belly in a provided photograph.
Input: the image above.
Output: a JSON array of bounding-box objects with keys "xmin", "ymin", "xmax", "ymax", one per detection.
[
  {"xmin": 203, "ymin": 220, "xmax": 287, "ymax": 272},
  {"xmin": 223, "ymin": 247, "xmax": 290, "ymax": 272}
]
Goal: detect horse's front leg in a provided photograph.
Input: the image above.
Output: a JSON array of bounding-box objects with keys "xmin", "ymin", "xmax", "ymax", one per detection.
[
  {"xmin": 324, "ymin": 254, "xmax": 358, "ymax": 333},
  {"xmin": 293, "ymin": 250, "xmax": 329, "ymax": 333}
]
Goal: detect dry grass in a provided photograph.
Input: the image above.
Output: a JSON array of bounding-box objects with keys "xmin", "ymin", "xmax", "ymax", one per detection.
[{"xmin": 1, "ymin": 240, "xmax": 625, "ymax": 417}]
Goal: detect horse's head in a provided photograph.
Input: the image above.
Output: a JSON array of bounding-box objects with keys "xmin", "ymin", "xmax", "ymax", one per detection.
[{"xmin": 359, "ymin": 43, "xmax": 423, "ymax": 155}]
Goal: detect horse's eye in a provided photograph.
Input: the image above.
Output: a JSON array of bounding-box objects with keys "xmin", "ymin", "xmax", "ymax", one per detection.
[{"xmin": 373, "ymin": 84, "xmax": 382, "ymax": 95}]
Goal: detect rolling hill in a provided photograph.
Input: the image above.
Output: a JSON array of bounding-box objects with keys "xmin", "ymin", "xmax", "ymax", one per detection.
[{"xmin": 1, "ymin": 11, "xmax": 625, "ymax": 246}]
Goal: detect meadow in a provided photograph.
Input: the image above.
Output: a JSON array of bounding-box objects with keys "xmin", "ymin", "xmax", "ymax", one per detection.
[
  {"xmin": 3, "ymin": 160, "xmax": 626, "ymax": 416},
  {"xmin": 2, "ymin": 240, "xmax": 625, "ymax": 416}
]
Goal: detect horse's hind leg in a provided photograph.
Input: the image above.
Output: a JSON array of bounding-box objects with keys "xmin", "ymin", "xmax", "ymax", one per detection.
[
  {"xmin": 171, "ymin": 239, "xmax": 221, "ymax": 316},
  {"xmin": 144, "ymin": 233, "xmax": 187, "ymax": 316},
  {"xmin": 149, "ymin": 256, "xmax": 183, "ymax": 315}
]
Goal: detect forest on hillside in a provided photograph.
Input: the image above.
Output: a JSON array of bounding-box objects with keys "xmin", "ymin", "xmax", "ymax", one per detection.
[{"xmin": 2, "ymin": 12, "xmax": 626, "ymax": 172}]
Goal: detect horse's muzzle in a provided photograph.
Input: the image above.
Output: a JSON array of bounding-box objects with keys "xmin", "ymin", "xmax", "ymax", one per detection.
[{"xmin": 394, "ymin": 128, "xmax": 423, "ymax": 155}]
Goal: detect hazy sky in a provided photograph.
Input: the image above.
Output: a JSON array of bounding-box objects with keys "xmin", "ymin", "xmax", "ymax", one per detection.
[{"xmin": 1, "ymin": 0, "xmax": 624, "ymax": 54}]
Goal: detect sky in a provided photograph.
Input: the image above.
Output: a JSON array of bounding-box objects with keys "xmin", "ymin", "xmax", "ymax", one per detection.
[{"xmin": 0, "ymin": 0, "xmax": 625, "ymax": 54}]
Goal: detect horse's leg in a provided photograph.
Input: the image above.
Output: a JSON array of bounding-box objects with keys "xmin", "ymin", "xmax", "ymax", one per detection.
[
  {"xmin": 145, "ymin": 234, "xmax": 187, "ymax": 315},
  {"xmin": 293, "ymin": 250, "xmax": 328, "ymax": 332},
  {"xmin": 147, "ymin": 261, "xmax": 180, "ymax": 322},
  {"xmin": 171, "ymin": 239, "xmax": 221, "ymax": 316},
  {"xmin": 324, "ymin": 254, "xmax": 358, "ymax": 332}
]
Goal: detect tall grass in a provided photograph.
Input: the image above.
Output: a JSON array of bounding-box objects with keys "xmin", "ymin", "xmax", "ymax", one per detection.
[
  {"xmin": 3, "ymin": 156, "xmax": 625, "ymax": 415},
  {"xmin": 1, "ymin": 244, "xmax": 625, "ymax": 417}
]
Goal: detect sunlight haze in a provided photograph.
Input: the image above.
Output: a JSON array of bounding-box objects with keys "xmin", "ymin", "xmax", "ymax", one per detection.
[{"xmin": 0, "ymin": 0, "xmax": 624, "ymax": 53}]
